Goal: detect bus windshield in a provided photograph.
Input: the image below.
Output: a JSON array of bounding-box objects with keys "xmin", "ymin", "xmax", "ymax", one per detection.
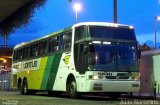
[
  {"xmin": 87, "ymin": 43, "xmax": 138, "ymax": 72},
  {"xmin": 89, "ymin": 26, "xmax": 136, "ymax": 41}
]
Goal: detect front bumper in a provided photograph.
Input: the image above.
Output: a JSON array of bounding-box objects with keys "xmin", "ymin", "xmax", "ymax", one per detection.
[{"xmin": 85, "ymin": 80, "xmax": 140, "ymax": 92}]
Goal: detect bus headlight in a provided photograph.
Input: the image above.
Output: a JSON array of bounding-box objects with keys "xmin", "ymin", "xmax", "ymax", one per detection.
[
  {"xmin": 132, "ymin": 75, "xmax": 140, "ymax": 81},
  {"xmin": 89, "ymin": 75, "xmax": 103, "ymax": 80},
  {"xmin": 132, "ymin": 73, "xmax": 140, "ymax": 81},
  {"xmin": 93, "ymin": 75, "xmax": 99, "ymax": 80}
]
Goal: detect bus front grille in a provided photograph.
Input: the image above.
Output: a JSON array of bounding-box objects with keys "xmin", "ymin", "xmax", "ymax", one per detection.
[{"xmin": 105, "ymin": 76, "xmax": 130, "ymax": 79}]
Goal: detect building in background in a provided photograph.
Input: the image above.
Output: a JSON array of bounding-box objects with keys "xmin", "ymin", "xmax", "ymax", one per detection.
[
  {"xmin": 140, "ymin": 50, "xmax": 160, "ymax": 97},
  {"xmin": 0, "ymin": 45, "xmax": 13, "ymax": 72}
]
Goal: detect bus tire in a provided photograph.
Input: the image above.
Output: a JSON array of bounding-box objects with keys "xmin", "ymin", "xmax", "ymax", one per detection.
[
  {"xmin": 108, "ymin": 92, "xmax": 121, "ymax": 99},
  {"xmin": 18, "ymin": 79, "xmax": 23, "ymax": 95},
  {"xmin": 22, "ymin": 79, "xmax": 28, "ymax": 95},
  {"xmin": 68, "ymin": 79, "xmax": 79, "ymax": 98},
  {"xmin": 20, "ymin": 85, "xmax": 23, "ymax": 95}
]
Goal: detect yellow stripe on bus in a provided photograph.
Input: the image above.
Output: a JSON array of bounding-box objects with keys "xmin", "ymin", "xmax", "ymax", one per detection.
[{"xmin": 34, "ymin": 57, "xmax": 48, "ymax": 89}]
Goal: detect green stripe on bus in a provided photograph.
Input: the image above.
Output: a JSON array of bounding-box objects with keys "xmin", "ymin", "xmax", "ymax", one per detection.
[
  {"xmin": 46, "ymin": 52, "xmax": 63, "ymax": 90},
  {"xmin": 41, "ymin": 55, "xmax": 55, "ymax": 90}
]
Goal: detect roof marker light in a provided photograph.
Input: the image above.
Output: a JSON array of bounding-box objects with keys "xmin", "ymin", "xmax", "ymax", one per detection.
[
  {"xmin": 156, "ymin": 16, "xmax": 160, "ymax": 20},
  {"xmin": 103, "ymin": 41, "xmax": 111, "ymax": 44},
  {"xmin": 92, "ymin": 41, "xmax": 101, "ymax": 44},
  {"xmin": 129, "ymin": 26, "xmax": 134, "ymax": 29}
]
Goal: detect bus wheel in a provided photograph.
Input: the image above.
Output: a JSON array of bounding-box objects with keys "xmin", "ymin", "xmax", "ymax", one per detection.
[
  {"xmin": 18, "ymin": 80, "xmax": 23, "ymax": 95},
  {"xmin": 68, "ymin": 79, "xmax": 78, "ymax": 98},
  {"xmin": 108, "ymin": 92, "xmax": 121, "ymax": 99},
  {"xmin": 22, "ymin": 79, "xmax": 28, "ymax": 95}
]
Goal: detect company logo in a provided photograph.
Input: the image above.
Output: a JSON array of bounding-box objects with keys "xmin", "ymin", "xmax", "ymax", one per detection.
[
  {"xmin": 63, "ymin": 55, "xmax": 71, "ymax": 65},
  {"xmin": 23, "ymin": 61, "xmax": 38, "ymax": 69},
  {"xmin": 98, "ymin": 72, "xmax": 112, "ymax": 76},
  {"xmin": 13, "ymin": 58, "xmax": 41, "ymax": 71}
]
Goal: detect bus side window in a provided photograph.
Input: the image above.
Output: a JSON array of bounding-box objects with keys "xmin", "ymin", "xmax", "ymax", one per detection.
[
  {"xmin": 13, "ymin": 50, "xmax": 17, "ymax": 61},
  {"xmin": 75, "ymin": 26, "xmax": 85, "ymax": 41},
  {"xmin": 39, "ymin": 41, "xmax": 47, "ymax": 55},
  {"xmin": 48, "ymin": 39, "xmax": 52, "ymax": 53},
  {"xmin": 31, "ymin": 43, "xmax": 39, "ymax": 57},
  {"xmin": 59, "ymin": 35, "xmax": 64, "ymax": 50},
  {"xmin": 16, "ymin": 50, "xmax": 19, "ymax": 60},
  {"xmin": 57, "ymin": 36, "xmax": 59, "ymax": 51},
  {"xmin": 15, "ymin": 49, "xmax": 23, "ymax": 60},
  {"xmin": 39, "ymin": 42, "xmax": 43, "ymax": 55},
  {"xmin": 18, "ymin": 49, "xmax": 23, "ymax": 60},
  {"xmin": 53, "ymin": 37, "xmax": 57, "ymax": 52},
  {"xmin": 23, "ymin": 46, "xmax": 30, "ymax": 59},
  {"xmin": 64, "ymin": 32, "xmax": 72, "ymax": 50},
  {"xmin": 48, "ymin": 37, "xmax": 57, "ymax": 53}
]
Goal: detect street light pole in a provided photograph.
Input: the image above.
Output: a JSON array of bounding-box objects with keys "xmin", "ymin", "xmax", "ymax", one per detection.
[
  {"xmin": 154, "ymin": 16, "xmax": 160, "ymax": 49},
  {"xmin": 113, "ymin": 0, "xmax": 118, "ymax": 23},
  {"xmin": 154, "ymin": 17, "xmax": 157, "ymax": 49},
  {"xmin": 75, "ymin": 9, "xmax": 78, "ymax": 23},
  {"xmin": 73, "ymin": 3, "xmax": 81, "ymax": 23}
]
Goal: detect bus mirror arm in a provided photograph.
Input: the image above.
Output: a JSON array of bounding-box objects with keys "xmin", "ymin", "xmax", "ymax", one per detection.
[
  {"xmin": 83, "ymin": 46, "xmax": 89, "ymax": 54},
  {"xmin": 138, "ymin": 50, "xmax": 141, "ymax": 59}
]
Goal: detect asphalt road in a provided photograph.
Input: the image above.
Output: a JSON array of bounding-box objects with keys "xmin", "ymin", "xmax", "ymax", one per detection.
[{"xmin": 0, "ymin": 91, "xmax": 159, "ymax": 105}]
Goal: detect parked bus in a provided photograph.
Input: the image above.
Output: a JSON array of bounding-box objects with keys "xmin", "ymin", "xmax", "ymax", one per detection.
[{"xmin": 11, "ymin": 22, "xmax": 140, "ymax": 98}]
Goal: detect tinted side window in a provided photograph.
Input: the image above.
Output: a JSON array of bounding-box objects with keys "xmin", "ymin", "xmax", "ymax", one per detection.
[
  {"xmin": 56, "ymin": 36, "xmax": 60, "ymax": 51},
  {"xmin": 39, "ymin": 41, "xmax": 47, "ymax": 55},
  {"xmin": 18, "ymin": 49, "xmax": 23, "ymax": 60},
  {"xmin": 31, "ymin": 43, "xmax": 39, "ymax": 57},
  {"xmin": 48, "ymin": 37, "xmax": 58, "ymax": 53},
  {"xmin": 75, "ymin": 26, "xmax": 86, "ymax": 41},
  {"xmin": 64, "ymin": 32, "xmax": 72, "ymax": 50},
  {"xmin": 23, "ymin": 46, "xmax": 30, "ymax": 59},
  {"xmin": 59, "ymin": 35, "xmax": 64, "ymax": 50},
  {"xmin": 13, "ymin": 50, "xmax": 17, "ymax": 61},
  {"xmin": 14, "ymin": 49, "xmax": 23, "ymax": 60}
]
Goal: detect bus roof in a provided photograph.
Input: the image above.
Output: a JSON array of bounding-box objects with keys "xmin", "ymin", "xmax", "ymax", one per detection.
[
  {"xmin": 14, "ymin": 22, "xmax": 133, "ymax": 49},
  {"xmin": 14, "ymin": 26, "xmax": 72, "ymax": 49},
  {"xmin": 73, "ymin": 22, "xmax": 132, "ymax": 28}
]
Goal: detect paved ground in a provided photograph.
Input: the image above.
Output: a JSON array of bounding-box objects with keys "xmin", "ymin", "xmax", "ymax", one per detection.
[{"xmin": 0, "ymin": 91, "xmax": 159, "ymax": 105}]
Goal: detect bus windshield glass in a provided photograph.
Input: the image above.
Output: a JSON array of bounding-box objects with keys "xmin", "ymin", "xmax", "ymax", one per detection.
[
  {"xmin": 88, "ymin": 43, "xmax": 138, "ymax": 72},
  {"xmin": 89, "ymin": 26, "xmax": 136, "ymax": 41}
]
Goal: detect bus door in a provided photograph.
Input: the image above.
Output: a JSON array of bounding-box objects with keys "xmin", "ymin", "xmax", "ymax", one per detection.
[{"xmin": 77, "ymin": 43, "xmax": 88, "ymax": 91}]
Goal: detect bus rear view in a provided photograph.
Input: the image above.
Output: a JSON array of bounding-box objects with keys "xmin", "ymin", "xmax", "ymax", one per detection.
[{"xmin": 73, "ymin": 22, "xmax": 140, "ymax": 99}]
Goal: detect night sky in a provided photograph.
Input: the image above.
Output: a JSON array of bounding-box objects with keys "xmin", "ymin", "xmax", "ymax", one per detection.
[{"xmin": 2, "ymin": 0, "xmax": 160, "ymax": 47}]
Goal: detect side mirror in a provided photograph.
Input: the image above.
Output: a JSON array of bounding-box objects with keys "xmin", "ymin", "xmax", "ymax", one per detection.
[
  {"xmin": 83, "ymin": 45, "xmax": 89, "ymax": 54},
  {"xmin": 138, "ymin": 50, "xmax": 141, "ymax": 59}
]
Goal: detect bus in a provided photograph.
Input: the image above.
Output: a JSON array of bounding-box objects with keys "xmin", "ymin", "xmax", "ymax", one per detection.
[{"xmin": 11, "ymin": 22, "xmax": 140, "ymax": 98}]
